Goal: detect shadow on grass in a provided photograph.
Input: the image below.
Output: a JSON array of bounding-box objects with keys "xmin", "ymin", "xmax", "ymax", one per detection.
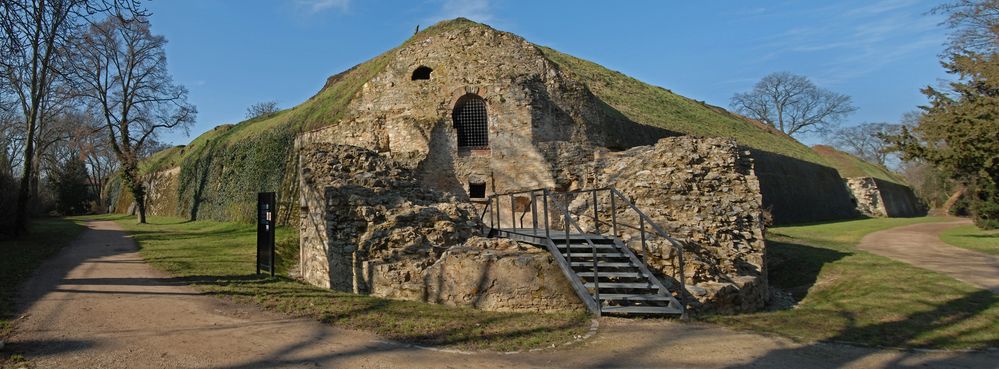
[
  {"xmin": 766, "ymin": 239, "xmax": 850, "ymax": 302},
  {"xmin": 723, "ymin": 290, "xmax": 999, "ymax": 369}
]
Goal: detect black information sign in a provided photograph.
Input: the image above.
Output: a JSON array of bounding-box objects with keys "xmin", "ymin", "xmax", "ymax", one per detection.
[{"xmin": 257, "ymin": 192, "xmax": 276, "ymax": 276}]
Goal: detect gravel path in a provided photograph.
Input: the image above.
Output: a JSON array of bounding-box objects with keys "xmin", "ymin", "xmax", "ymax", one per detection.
[
  {"xmin": 7, "ymin": 220, "xmax": 997, "ymax": 368},
  {"xmin": 858, "ymin": 219, "xmax": 999, "ymax": 293}
]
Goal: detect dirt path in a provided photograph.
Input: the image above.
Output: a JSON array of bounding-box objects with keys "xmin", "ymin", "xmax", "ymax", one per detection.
[
  {"xmin": 8, "ymin": 220, "xmax": 997, "ymax": 368},
  {"xmin": 858, "ymin": 219, "xmax": 999, "ymax": 293}
]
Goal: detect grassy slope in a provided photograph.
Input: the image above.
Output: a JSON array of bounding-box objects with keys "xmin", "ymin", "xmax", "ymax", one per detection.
[
  {"xmin": 94, "ymin": 214, "xmax": 589, "ymax": 351},
  {"xmin": 136, "ymin": 18, "xmax": 829, "ymax": 198},
  {"xmin": 940, "ymin": 224, "xmax": 999, "ymax": 256},
  {"xmin": 812, "ymin": 145, "xmax": 905, "ymax": 184},
  {"xmin": 0, "ymin": 219, "xmax": 87, "ymax": 338},
  {"xmin": 540, "ymin": 47, "xmax": 827, "ymax": 164},
  {"xmin": 139, "ymin": 19, "xmax": 478, "ymax": 176},
  {"xmin": 708, "ymin": 216, "xmax": 999, "ymax": 349}
]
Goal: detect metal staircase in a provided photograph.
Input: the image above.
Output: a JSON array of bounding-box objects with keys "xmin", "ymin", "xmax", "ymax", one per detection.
[{"xmin": 481, "ymin": 188, "xmax": 687, "ymax": 317}]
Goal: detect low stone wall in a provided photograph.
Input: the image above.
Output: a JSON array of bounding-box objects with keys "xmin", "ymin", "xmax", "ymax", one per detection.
[
  {"xmin": 566, "ymin": 137, "xmax": 769, "ymax": 313},
  {"xmin": 846, "ymin": 177, "xmax": 926, "ymax": 218},
  {"xmin": 298, "ymin": 143, "xmax": 582, "ymax": 312}
]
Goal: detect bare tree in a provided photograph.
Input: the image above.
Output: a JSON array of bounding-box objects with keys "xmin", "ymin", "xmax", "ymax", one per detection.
[
  {"xmin": 829, "ymin": 122, "xmax": 903, "ymax": 167},
  {"xmin": 730, "ymin": 72, "xmax": 857, "ymax": 137},
  {"xmin": 0, "ymin": 0, "xmax": 143, "ymax": 235},
  {"xmin": 245, "ymin": 101, "xmax": 279, "ymax": 119},
  {"xmin": 935, "ymin": 0, "xmax": 999, "ymax": 54},
  {"xmin": 69, "ymin": 16, "xmax": 195, "ymax": 224}
]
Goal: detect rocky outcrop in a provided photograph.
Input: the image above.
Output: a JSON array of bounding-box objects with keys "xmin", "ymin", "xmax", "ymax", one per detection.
[{"xmin": 421, "ymin": 237, "xmax": 584, "ymax": 312}]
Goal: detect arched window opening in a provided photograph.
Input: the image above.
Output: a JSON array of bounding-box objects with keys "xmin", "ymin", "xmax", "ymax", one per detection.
[
  {"xmin": 452, "ymin": 94, "xmax": 488, "ymax": 149},
  {"xmin": 411, "ymin": 66, "xmax": 433, "ymax": 80}
]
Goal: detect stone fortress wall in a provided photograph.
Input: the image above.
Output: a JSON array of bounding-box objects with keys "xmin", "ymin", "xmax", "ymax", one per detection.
[
  {"xmin": 294, "ymin": 24, "xmax": 770, "ymax": 313},
  {"xmin": 846, "ymin": 177, "xmax": 926, "ymax": 218}
]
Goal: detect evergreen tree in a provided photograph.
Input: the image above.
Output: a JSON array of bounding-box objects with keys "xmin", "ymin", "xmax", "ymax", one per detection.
[
  {"xmin": 889, "ymin": 1, "xmax": 999, "ymax": 228},
  {"xmin": 50, "ymin": 156, "xmax": 92, "ymax": 215}
]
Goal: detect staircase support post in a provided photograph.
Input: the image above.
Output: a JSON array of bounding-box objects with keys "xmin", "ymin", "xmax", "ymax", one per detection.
[
  {"xmin": 592, "ymin": 191, "xmax": 599, "ymax": 234},
  {"xmin": 530, "ymin": 190, "xmax": 538, "ymax": 232},
  {"xmin": 640, "ymin": 217, "xmax": 648, "ymax": 262},
  {"xmin": 610, "ymin": 191, "xmax": 618, "ymax": 237},
  {"xmin": 543, "ymin": 191, "xmax": 550, "ymax": 240},
  {"xmin": 510, "ymin": 194, "xmax": 516, "ymax": 229}
]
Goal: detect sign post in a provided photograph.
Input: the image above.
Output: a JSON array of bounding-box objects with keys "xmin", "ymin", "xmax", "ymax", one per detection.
[{"xmin": 257, "ymin": 192, "xmax": 276, "ymax": 276}]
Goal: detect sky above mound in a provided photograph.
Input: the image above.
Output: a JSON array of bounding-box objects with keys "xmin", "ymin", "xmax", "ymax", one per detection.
[{"xmin": 147, "ymin": 0, "xmax": 949, "ymax": 146}]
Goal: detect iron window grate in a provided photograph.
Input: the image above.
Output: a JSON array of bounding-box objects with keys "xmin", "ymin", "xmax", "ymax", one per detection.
[{"xmin": 453, "ymin": 95, "xmax": 488, "ymax": 148}]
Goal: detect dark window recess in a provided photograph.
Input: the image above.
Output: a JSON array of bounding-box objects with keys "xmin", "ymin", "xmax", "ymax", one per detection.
[
  {"xmin": 453, "ymin": 94, "xmax": 488, "ymax": 148},
  {"xmin": 411, "ymin": 66, "xmax": 432, "ymax": 80},
  {"xmin": 469, "ymin": 182, "xmax": 486, "ymax": 198}
]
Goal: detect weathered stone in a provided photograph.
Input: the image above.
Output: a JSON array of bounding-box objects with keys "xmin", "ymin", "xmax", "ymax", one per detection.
[
  {"xmin": 845, "ymin": 177, "xmax": 927, "ymax": 218},
  {"xmin": 299, "ymin": 144, "xmax": 582, "ymax": 312},
  {"xmin": 294, "ymin": 23, "xmax": 768, "ymax": 314},
  {"xmin": 563, "ymin": 137, "xmax": 769, "ymax": 313}
]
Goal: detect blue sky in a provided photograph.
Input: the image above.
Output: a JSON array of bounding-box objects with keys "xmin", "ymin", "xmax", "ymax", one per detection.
[{"xmin": 147, "ymin": 0, "xmax": 951, "ymax": 146}]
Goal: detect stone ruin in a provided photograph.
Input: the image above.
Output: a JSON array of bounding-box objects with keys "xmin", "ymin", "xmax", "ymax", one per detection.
[
  {"xmin": 299, "ymin": 144, "xmax": 583, "ymax": 312},
  {"xmin": 296, "ymin": 22, "xmax": 768, "ymax": 314},
  {"xmin": 846, "ymin": 177, "xmax": 926, "ymax": 218}
]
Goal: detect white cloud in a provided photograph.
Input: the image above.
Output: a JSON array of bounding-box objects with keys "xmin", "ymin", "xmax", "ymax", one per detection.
[
  {"xmin": 747, "ymin": 0, "xmax": 944, "ymax": 85},
  {"xmin": 297, "ymin": 0, "xmax": 350, "ymax": 13}
]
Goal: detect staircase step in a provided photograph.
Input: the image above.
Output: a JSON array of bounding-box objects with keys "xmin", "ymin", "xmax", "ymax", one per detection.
[
  {"xmin": 577, "ymin": 272, "xmax": 644, "ymax": 278},
  {"xmin": 602, "ymin": 305, "xmax": 682, "ymax": 315},
  {"xmin": 563, "ymin": 253, "xmax": 629, "ymax": 258},
  {"xmin": 571, "ymin": 262, "xmax": 634, "ymax": 268},
  {"xmin": 599, "ymin": 294, "xmax": 673, "ymax": 302},
  {"xmin": 503, "ymin": 229, "xmax": 611, "ymax": 240},
  {"xmin": 556, "ymin": 243, "xmax": 619, "ymax": 249},
  {"xmin": 584, "ymin": 282, "xmax": 654, "ymax": 289}
]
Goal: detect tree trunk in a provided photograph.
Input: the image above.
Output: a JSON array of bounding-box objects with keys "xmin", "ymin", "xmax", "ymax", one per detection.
[
  {"xmin": 13, "ymin": 118, "xmax": 38, "ymax": 236},
  {"xmin": 121, "ymin": 163, "xmax": 147, "ymax": 224}
]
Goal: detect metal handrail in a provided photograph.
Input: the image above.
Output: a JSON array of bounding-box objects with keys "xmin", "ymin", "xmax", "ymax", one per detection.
[
  {"xmin": 609, "ymin": 188, "xmax": 687, "ymax": 316},
  {"xmin": 478, "ymin": 186, "xmax": 687, "ymax": 318},
  {"xmin": 551, "ymin": 188, "xmax": 688, "ymax": 316},
  {"xmin": 543, "ymin": 188, "xmax": 602, "ymax": 308}
]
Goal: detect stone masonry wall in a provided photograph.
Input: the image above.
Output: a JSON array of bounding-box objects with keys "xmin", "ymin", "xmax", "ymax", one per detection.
[
  {"xmin": 298, "ymin": 23, "xmax": 671, "ymax": 201},
  {"xmin": 846, "ymin": 177, "xmax": 927, "ymax": 218},
  {"xmin": 846, "ymin": 177, "xmax": 886, "ymax": 217},
  {"xmin": 299, "ymin": 143, "xmax": 583, "ymax": 312},
  {"xmin": 565, "ymin": 137, "xmax": 768, "ymax": 313}
]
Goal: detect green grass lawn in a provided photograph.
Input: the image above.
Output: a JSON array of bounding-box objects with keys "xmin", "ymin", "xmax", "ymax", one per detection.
[
  {"xmin": 0, "ymin": 218, "xmax": 87, "ymax": 340},
  {"xmin": 706, "ymin": 216, "xmax": 999, "ymax": 350},
  {"xmin": 940, "ymin": 224, "xmax": 999, "ymax": 256},
  {"xmin": 90, "ymin": 214, "xmax": 589, "ymax": 351}
]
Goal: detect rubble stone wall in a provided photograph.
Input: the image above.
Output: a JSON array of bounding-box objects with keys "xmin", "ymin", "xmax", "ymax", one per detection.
[
  {"xmin": 846, "ymin": 177, "xmax": 926, "ymax": 218},
  {"xmin": 299, "ymin": 143, "xmax": 583, "ymax": 312},
  {"xmin": 564, "ymin": 137, "xmax": 769, "ymax": 313}
]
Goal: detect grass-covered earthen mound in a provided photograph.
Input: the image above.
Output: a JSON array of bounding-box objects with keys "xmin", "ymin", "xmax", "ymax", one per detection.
[
  {"xmin": 111, "ymin": 18, "xmax": 853, "ymax": 225},
  {"xmin": 812, "ymin": 145, "xmax": 906, "ymax": 184}
]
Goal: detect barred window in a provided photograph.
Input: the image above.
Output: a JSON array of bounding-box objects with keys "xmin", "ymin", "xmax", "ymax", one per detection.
[
  {"xmin": 468, "ymin": 182, "xmax": 486, "ymax": 198},
  {"xmin": 453, "ymin": 94, "xmax": 488, "ymax": 149}
]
